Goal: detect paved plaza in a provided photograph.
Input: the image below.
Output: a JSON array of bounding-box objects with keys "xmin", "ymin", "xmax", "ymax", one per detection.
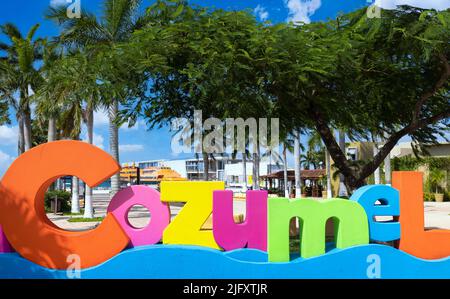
[{"xmin": 47, "ymin": 194, "xmax": 450, "ymax": 232}]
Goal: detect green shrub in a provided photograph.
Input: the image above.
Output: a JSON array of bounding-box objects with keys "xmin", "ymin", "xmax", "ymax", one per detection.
[
  {"xmin": 267, "ymin": 188, "xmax": 279, "ymax": 194},
  {"xmin": 424, "ymin": 192, "xmax": 435, "ymax": 202},
  {"xmin": 45, "ymin": 190, "xmax": 71, "ymax": 213},
  {"xmin": 68, "ymin": 217, "xmax": 104, "ymax": 223}
]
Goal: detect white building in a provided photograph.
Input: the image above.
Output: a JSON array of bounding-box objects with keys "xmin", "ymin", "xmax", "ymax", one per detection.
[
  {"xmin": 391, "ymin": 142, "xmax": 450, "ymax": 158},
  {"xmin": 123, "ymin": 155, "xmax": 284, "ymax": 189}
]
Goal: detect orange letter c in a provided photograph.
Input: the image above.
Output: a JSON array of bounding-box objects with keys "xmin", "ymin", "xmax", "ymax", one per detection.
[{"xmin": 0, "ymin": 141, "xmax": 129, "ymax": 270}]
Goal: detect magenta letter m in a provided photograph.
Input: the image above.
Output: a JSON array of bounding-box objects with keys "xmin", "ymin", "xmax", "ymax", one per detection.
[{"xmin": 213, "ymin": 190, "xmax": 267, "ymax": 251}]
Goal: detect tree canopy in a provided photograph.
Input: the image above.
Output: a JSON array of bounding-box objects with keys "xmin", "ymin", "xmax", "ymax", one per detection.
[
  {"xmin": 118, "ymin": 4, "xmax": 449, "ymax": 190},
  {"xmin": 0, "ymin": 0, "xmax": 448, "ymax": 193}
]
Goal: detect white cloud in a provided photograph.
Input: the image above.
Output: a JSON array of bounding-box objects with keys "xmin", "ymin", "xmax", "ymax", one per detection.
[
  {"xmin": 94, "ymin": 109, "xmax": 110, "ymax": 127},
  {"xmin": 373, "ymin": 0, "xmax": 450, "ymax": 10},
  {"xmin": 94, "ymin": 109, "xmax": 141, "ymax": 132},
  {"xmin": 254, "ymin": 5, "xmax": 269, "ymax": 21},
  {"xmin": 93, "ymin": 133, "xmax": 105, "ymax": 149},
  {"xmin": 0, "ymin": 150, "xmax": 14, "ymax": 179},
  {"xmin": 285, "ymin": 0, "xmax": 322, "ymax": 24},
  {"xmin": 50, "ymin": 0, "xmax": 69, "ymax": 8},
  {"xmin": 83, "ymin": 132, "xmax": 105, "ymax": 150},
  {"xmin": 119, "ymin": 144, "xmax": 144, "ymax": 153},
  {"xmin": 120, "ymin": 120, "xmax": 145, "ymax": 132},
  {"xmin": 0, "ymin": 125, "xmax": 18, "ymax": 146}
]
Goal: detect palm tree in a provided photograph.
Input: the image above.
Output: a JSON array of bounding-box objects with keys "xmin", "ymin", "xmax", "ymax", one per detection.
[
  {"xmin": 281, "ymin": 137, "xmax": 294, "ymax": 198},
  {"xmin": 293, "ymin": 129, "xmax": 302, "ymax": 198},
  {"xmin": 229, "ymin": 131, "xmax": 253, "ymax": 192},
  {"xmin": 36, "ymin": 50, "xmax": 101, "ymax": 217},
  {"xmin": 372, "ymin": 134, "xmax": 381, "ymax": 184},
  {"xmin": 202, "ymin": 152, "xmax": 210, "ymax": 181},
  {"xmin": 0, "ymin": 23, "xmax": 43, "ymax": 154},
  {"xmin": 325, "ymin": 149, "xmax": 332, "ymax": 198},
  {"xmin": 252, "ymin": 147, "xmax": 261, "ymax": 190},
  {"xmin": 56, "ymin": 101, "xmax": 84, "ymax": 212},
  {"xmin": 0, "ymin": 63, "xmax": 18, "ymax": 134},
  {"xmin": 0, "ymin": 91, "xmax": 9, "ymax": 126},
  {"xmin": 34, "ymin": 41, "xmax": 65, "ymax": 191},
  {"xmin": 282, "ymin": 143, "xmax": 289, "ymax": 198},
  {"xmin": 47, "ymin": 0, "xmax": 146, "ymax": 198},
  {"xmin": 306, "ymin": 131, "xmax": 330, "ymax": 197},
  {"xmin": 171, "ymin": 118, "xmax": 216, "ymax": 181},
  {"xmin": 38, "ymin": 41, "xmax": 64, "ymax": 142},
  {"xmin": 383, "ymin": 132, "xmax": 392, "ymax": 185},
  {"xmin": 337, "ymin": 130, "xmax": 348, "ymax": 197},
  {"xmin": 60, "ymin": 103, "xmax": 84, "ymax": 212},
  {"xmin": 429, "ymin": 169, "xmax": 445, "ymax": 194},
  {"xmin": 242, "ymin": 151, "xmax": 248, "ymax": 191},
  {"xmin": 83, "ymin": 102, "xmax": 96, "ymax": 217}
]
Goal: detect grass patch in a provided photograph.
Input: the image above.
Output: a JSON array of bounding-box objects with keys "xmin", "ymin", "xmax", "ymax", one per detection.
[
  {"xmin": 63, "ymin": 210, "xmax": 84, "ymax": 216},
  {"xmin": 68, "ymin": 217, "xmax": 104, "ymax": 223}
]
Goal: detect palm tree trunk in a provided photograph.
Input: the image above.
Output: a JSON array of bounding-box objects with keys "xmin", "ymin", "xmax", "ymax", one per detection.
[
  {"xmin": 71, "ymin": 176, "xmax": 80, "ymax": 214},
  {"xmin": 71, "ymin": 132, "xmax": 81, "ymax": 213},
  {"xmin": 252, "ymin": 153, "xmax": 257, "ymax": 190},
  {"xmin": 338, "ymin": 130, "xmax": 348, "ymax": 197},
  {"xmin": 384, "ymin": 155, "xmax": 391, "ymax": 185},
  {"xmin": 325, "ymin": 149, "xmax": 332, "ymax": 198},
  {"xmin": 381, "ymin": 132, "xmax": 391, "ymax": 186},
  {"xmin": 48, "ymin": 116, "xmax": 57, "ymax": 142},
  {"xmin": 283, "ymin": 144, "xmax": 289, "ymax": 198},
  {"xmin": 20, "ymin": 88, "xmax": 32, "ymax": 152},
  {"xmin": 252, "ymin": 149, "xmax": 260, "ymax": 190},
  {"xmin": 373, "ymin": 142, "xmax": 381, "ymax": 184},
  {"xmin": 17, "ymin": 114, "xmax": 25, "ymax": 155},
  {"xmin": 196, "ymin": 154, "xmax": 200, "ymax": 179},
  {"xmin": 242, "ymin": 152, "xmax": 247, "ymax": 192},
  {"xmin": 47, "ymin": 116, "xmax": 60, "ymax": 189},
  {"xmin": 109, "ymin": 100, "xmax": 121, "ymax": 198},
  {"xmin": 83, "ymin": 108, "xmax": 94, "ymax": 219},
  {"xmin": 202, "ymin": 152, "xmax": 209, "ymax": 181},
  {"xmin": 23, "ymin": 109, "xmax": 32, "ymax": 151},
  {"xmin": 289, "ymin": 136, "xmax": 299, "ymax": 232},
  {"xmin": 256, "ymin": 146, "xmax": 261, "ymax": 190},
  {"xmin": 294, "ymin": 130, "xmax": 302, "ymax": 198}
]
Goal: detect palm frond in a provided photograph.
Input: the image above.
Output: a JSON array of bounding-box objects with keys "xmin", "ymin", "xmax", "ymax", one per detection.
[
  {"xmin": 47, "ymin": 6, "xmax": 109, "ymax": 47},
  {"xmin": 103, "ymin": 0, "xmax": 142, "ymax": 41},
  {"xmin": 26, "ymin": 24, "xmax": 40, "ymax": 41},
  {"xmin": 0, "ymin": 23, "xmax": 22, "ymax": 40}
]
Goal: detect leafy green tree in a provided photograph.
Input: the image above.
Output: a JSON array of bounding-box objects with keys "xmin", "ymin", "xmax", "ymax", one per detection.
[
  {"xmin": 122, "ymin": 5, "xmax": 274, "ymax": 185},
  {"xmin": 267, "ymin": 6, "xmax": 449, "ymax": 191}
]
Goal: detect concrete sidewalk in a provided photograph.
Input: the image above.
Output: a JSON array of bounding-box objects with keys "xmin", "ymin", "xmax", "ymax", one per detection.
[
  {"xmin": 425, "ymin": 202, "xmax": 450, "ymax": 230},
  {"xmin": 47, "ymin": 194, "xmax": 450, "ymax": 231}
]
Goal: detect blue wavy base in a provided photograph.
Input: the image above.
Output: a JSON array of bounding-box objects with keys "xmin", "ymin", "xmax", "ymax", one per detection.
[{"xmin": 0, "ymin": 244, "xmax": 449, "ymax": 279}]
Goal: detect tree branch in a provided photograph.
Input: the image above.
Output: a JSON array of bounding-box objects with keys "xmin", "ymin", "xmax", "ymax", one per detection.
[
  {"xmin": 359, "ymin": 108, "xmax": 450, "ymax": 183},
  {"xmin": 308, "ymin": 103, "xmax": 358, "ymax": 184}
]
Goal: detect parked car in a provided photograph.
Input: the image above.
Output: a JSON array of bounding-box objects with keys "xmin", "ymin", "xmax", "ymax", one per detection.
[{"xmin": 226, "ymin": 184, "xmax": 247, "ymax": 193}]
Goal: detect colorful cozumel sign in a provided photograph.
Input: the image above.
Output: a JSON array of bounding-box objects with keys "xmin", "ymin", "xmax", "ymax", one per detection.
[{"xmin": 0, "ymin": 141, "xmax": 449, "ymax": 278}]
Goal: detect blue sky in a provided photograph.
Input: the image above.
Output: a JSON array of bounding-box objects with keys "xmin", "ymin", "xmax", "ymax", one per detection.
[{"xmin": 0, "ymin": 0, "xmax": 448, "ymax": 175}]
